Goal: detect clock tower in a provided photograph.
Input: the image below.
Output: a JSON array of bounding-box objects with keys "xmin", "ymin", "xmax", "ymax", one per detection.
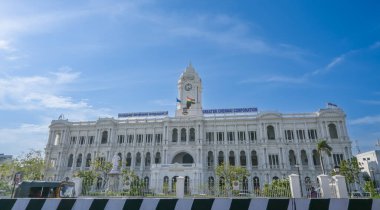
[{"xmin": 176, "ymin": 63, "xmax": 203, "ymax": 117}]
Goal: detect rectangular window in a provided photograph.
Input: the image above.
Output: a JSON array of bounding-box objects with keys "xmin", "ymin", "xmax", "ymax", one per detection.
[
  {"xmin": 227, "ymin": 132, "xmax": 235, "ymax": 144},
  {"xmin": 308, "ymin": 129, "xmax": 318, "ymax": 140},
  {"xmin": 137, "ymin": 134, "xmax": 143, "ymax": 144},
  {"xmin": 285, "ymin": 130, "xmax": 294, "ymax": 141},
  {"xmin": 217, "ymin": 132, "xmax": 224, "ymax": 144},
  {"xmin": 248, "ymin": 131, "xmax": 257, "ymax": 142},
  {"xmin": 238, "ymin": 131, "xmax": 246, "ymax": 142},
  {"xmin": 206, "ymin": 132, "xmax": 214, "ymax": 144},
  {"xmin": 296, "ymin": 130, "xmax": 305, "ymax": 140},
  {"xmin": 155, "ymin": 134, "xmax": 162, "ymax": 144},
  {"xmin": 146, "ymin": 134, "xmax": 153, "ymax": 144},
  {"xmin": 127, "ymin": 135, "xmax": 134, "ymax": 144},
  {"xmin": 88, "ymin": 136, "xmax": 94, "ymax": 144},
  {"xmin": 268, "ymin": 154, "xmax": 280, "ymax": 169},
  {"xmin": 333, "ymin": 154, "xmax": 344, "ymax": 166},
  {"xmin": 79, "ymin": 136, "xmax": 85, "ymax": 145},
  {"xmin": 70, "ymin": 136, "xmax": 76, "ymax": 145},
  {"xmin": 117, "ymin": 135, "xmax": 125, "ymax": 144}
]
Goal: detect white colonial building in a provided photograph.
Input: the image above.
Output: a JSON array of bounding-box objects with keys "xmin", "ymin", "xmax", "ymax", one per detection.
[{"xmin": 44, "ymin": 64, "xmax": 352, "ymax": 194}]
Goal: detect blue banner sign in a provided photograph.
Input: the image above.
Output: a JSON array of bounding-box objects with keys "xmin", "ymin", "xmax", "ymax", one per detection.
[
  {"xmin": 118, "ymin": 111, "xmax": 169, "ymax": 118},
  {"xmin": 203, "ymin": 107, "xmax": 258, "ymax": 114}
]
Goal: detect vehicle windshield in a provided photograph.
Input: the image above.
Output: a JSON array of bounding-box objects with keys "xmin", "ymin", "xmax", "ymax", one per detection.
[{"xmin": 59, "ymin": 184, "xmax": 75, "ymax": 197}]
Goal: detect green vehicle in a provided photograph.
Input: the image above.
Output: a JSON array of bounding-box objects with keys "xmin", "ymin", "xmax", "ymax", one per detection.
[{"xmin": 14, "ymin": 181, "xmax": 76, "ymax": 198}]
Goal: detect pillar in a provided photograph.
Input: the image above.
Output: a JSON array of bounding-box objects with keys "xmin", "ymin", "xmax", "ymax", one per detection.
[
  {"xmin": 333, "ymin": 175, "xmax": 349, "ymax": 198},
  {"xmin": 317, "ymin": 174, "xmax": 331, "ymax": 198},
  {"xmin": 289, "ymin": 174, "xmax": 302, "ymax": 198},
  {"xmin": 176, "ymin": 176, "xmax": 185, "ymax": 198}
]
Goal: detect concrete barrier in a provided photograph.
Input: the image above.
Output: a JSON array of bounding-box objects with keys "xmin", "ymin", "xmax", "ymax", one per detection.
[{"xmin": 0, "ymin": 198, "xmax": 379, "ymax": 210}]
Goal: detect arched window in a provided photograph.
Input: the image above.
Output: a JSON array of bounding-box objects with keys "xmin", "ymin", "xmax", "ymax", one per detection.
[
  {"xmin": 155, "ymin": 152, "xmax": 161, "ymax": 164},
  {"xmin": 181, "ymin": 128, "xmax": 186, "ymax": 142},
  {"xmin": 185, "ymin": 176, "xmax": 190, "ymax": 194},
  {"xmin": 242, "ymin": 176, "xmax": 248, "ymax": 192},
  {"xmin": 145, "ymin": 152, "xmax": 151, "ymax": 166},
  {"xmin": 172, "ymin": 129, "xmax": 178, "ymax": 142},
  {"xmin": 289, "ymin": 150, "xmax": 296, "ymax": 166},
  {"xmin": 253, "ymin": 176, "xmax": 260, "ymax": 190},
  {"xmin": 76, "ymin": 154, "xmax": 82, "ymax": 167},
  {"xmin": 312, "ymin": 150, "xmax": 320, "ymax": 166},
  {"xmin": 207, "ymin": 151, "xmax": 214, "ymax": 167},
  {"xmin": 118, "ymin": 153, "xmax": 122, "ymax": 168},
  {"xmin": 101, "ymin": 131, "xmax": 108, "ymax": 144},
  {"xmin": 96, "ymin": 177, "xmax": 103, "ymax": 190},
  {"xmin": 86, "ymin": 153, "xmax": 91, "ymax": 167},
  {"xmin": 172, "ymin": 176, "xmax": 178, "ymax": 192},
  {"xmin": 267, "ymin": 125, "xmax": 275, "ymax": 140},
  {"xmin": 240, "ymin": 151, "xmax": 247, "ymax": 166},
  {"xmin": 229, "ymin": 151, "xmax": 235, "ymax": 166},
  {"xmin": 301, "ymin": 150, "xmax": 308, "ymax": 166},
  {"xmin": 68, "ymin": 154, "xmax": 73, "ymax": 167},
  {"xmin": 328, "ymin": 123, "xmax": 338, "ymax": 139},
  {"xmin": 126, "ymin": 153, "xmax": 132, "ymax": 167},
  {"xmin": 189, "ymin": 128, "xmax": 195, "ymax": 141},
  {"xmin": 218, "ymin": 151, "xmax": 224, "ymax": 165},
  {"xmin": 54, "ymin": 133, "xmax": 61, "ymax": 145},
  {"xmin": 251, "ymin": 150, "xmax": 258, "ymax": 167},
  {"xmin": 219, "ymin": 177, "xmax": 225, "ymax": 194},
  {"xmin": 144, "ymin": 176, "xmax": 149, "ymax": 190},
  {"xmin": 208, "ymin": 177, "xmax": 214, "ymax": 194},
  {"xmin": 135, "ymin": 152, "xmax": 141, "ymax": 166},
  {"xmin": 273, "ymin": 176, "xmax": 279, "ymax": 181},
  {"xmin": 163, "ymin": 176, "xmax": 169, "ymax": 194}
]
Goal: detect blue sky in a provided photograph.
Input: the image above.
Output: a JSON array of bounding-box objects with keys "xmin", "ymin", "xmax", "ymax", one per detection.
[{"xmin": 0, "ymin": 0, "xmax": 379, "ymax": 156}]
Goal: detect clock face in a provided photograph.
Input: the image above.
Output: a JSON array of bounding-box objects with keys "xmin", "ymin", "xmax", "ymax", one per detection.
[{"xmin": 185, "ymin": 83, "xmax": 192, "ymax": 91}]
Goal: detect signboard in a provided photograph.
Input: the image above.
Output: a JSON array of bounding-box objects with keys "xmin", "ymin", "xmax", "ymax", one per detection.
[
  {"xmin": 118, "ymin": 111, "xmax": 168, "ymax": 118},
  {"xmin": 203, "ymin": 107, "xmax": 258, "ymax": 114}
]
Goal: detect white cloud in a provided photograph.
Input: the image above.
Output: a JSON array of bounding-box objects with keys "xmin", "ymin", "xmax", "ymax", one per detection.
[
  {"xmin": 0, "ymin": 123, "xmax": 48, "ymax": 155},
  {"xmin": 359, "ymin": 100, "xmax": 380, "ymax": 105},
  {"xmin": 0, "ymin": 40, "xmax": 14, "ymax": 51},
  {"xmin": 0, "ymin": 69, "xmax": 89, "ymax": 110},
  {"xmin": 351, "ymin": 115, "xmax": 380, "ymax": 125},
  {"xmin": 370, "ymin": 41, "xmax": 380, "ymax": 49}
]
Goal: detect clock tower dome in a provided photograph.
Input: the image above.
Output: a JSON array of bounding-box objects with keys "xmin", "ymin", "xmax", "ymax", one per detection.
[{"xmin": 176, "ymin": 63, "xmax": 203, "ymax": 117}]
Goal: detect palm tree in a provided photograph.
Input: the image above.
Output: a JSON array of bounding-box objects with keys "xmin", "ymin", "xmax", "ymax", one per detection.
[{"xmin": 317, "ymin": 140, "xmax": 332, "ymax": 174}]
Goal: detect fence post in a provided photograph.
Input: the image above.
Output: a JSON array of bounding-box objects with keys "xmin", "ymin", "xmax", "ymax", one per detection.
[
  {"xmin": 176, "ymin": 176, "xmax": 185, "ymax": 198},
  {"xmin": 317, "ymin": 174, "xmax": 331, "ymax": 198},
  {"xmin": 333, "ymin": 175, "xmax": 349, "ymax": 198},
  {"xmin": 289, "ymin": 174, "xmax": 302, "ymax": 198}
]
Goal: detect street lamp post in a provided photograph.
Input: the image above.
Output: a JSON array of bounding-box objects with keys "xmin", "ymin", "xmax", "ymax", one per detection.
[{"xmin": 295, "ymin": 164, "xmax": 303, "ymax": 197}]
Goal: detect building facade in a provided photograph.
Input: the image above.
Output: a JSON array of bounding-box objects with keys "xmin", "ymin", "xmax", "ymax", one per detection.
[
  {"xmin": 356, "ymin": 150, "xmax": 380, "ymax": 187},
  {"xmin": 44, "ymin": 64, "xmax": 352, "ymax": 193}
]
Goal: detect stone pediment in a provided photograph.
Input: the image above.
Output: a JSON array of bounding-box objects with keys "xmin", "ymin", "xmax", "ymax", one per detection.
[
  {"xmin": 318, "ymin": 108, "xmax": 345, "ymax": 118},
  {"xmin": 258, "ymin": 112, "xmax": 282, "ymax": 119}
]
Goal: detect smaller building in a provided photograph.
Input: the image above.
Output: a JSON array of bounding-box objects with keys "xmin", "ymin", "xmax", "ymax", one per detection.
[
  {"xmin": 0, "ymin": 153, "xmax": 12, "ymax": 164},
  {"xmin": 356, "ymin": 150, "xmax": 380, "ymax": 187}
]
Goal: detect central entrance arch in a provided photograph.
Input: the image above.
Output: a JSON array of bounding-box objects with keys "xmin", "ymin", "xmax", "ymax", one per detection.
[{"xmin": 172, "ymin": 152, "xmax": 194, "ymax": 164}]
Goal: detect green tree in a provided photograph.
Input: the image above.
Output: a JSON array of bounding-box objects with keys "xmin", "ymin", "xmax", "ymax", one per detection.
[
  {"xmin": 0, "ymin": 150, "xmax": 45, "ymax": 196},
  {"xmin": 75, "ymin": 170, "xmax": 97, "ymax": 195},
  {"xmin": 364, "ymin": 180, "xmax": 376, "ymax": 197},
  {"xmin": 92, "ymin": 158, "xmax": 112, "ymax": 190},
  {"xmin": 262, "ymin": 179, "xmax": 291, "ymax": 197},
  {"xmin": 317, "ymin": 140, "xmax": 332, "ymax": 174},
  {"xmin": 215, "ymin": 163, "xmax": 249, "ymax": 195},
  {"xmin": 334, "ymin": 157, "xmax": 360, "ymax": 191},
  {"xmin": 121, "ymin": 169, "xmax": 145, "ymax": 196}
]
